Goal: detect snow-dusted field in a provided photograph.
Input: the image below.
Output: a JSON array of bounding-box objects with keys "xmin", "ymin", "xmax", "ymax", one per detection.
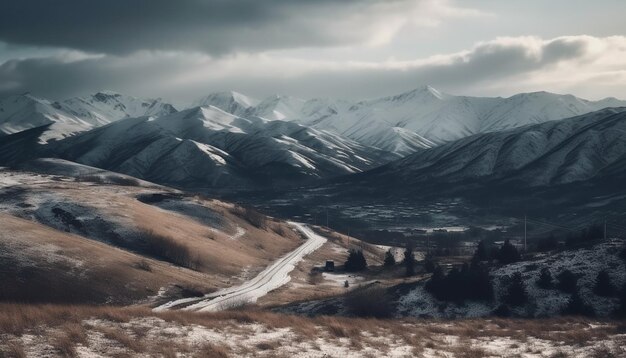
[{"xmin": 2, "ymin": 305, "xmax": 624, "ymax": 358}]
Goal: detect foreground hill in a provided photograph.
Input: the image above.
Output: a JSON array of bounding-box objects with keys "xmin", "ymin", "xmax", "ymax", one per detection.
[
  {"xmin": 0, "ymin": 160, "xmax": 304, "ymax": 305},
  {"xmin": 1, "ymin": 305, "xmax": 624, "ymax": 357}
]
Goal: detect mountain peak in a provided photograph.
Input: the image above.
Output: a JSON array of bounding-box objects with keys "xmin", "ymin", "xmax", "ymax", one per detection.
[
  {"xmin": 389, "ymin": 85, "xmax": 445, "ymax": 102},
  {"xmin": 92, "ymin": 91, "xmax": 123, "ymax": 102}
]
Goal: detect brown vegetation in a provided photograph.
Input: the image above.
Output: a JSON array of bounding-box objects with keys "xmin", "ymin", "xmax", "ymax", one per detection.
[
  {"xmin": 232, "ymin": 206, "xmax": 267, "ymax": 228},
  {"xmin": 141, "ymin": 230, "xmax": 201, "ymax": 270},
  {"xmin": 1, "ymin": 304, "xmax": 625, "ymax": 357}
]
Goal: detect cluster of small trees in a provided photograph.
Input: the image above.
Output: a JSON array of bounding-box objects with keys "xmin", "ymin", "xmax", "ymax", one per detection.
[
  {"xmin": 496, "ymin": 266, "xmax": 619, "ymax": 317},
  {"xmin": 534, "ymin": 223, "xmax": 606, "ymax": 251},
  {"xmin": 381, "ymin": 245, "xmax": 417, "ymax": 277},
  {"xmin": 471, "ymin": 239, "xmax": 521, "ymax": 265},
  {"xmin": 532, "ymin": 267, "xmax": 623, "ymax": 317},
  {"xmin": 425, "ymin": 263, "xmax": 493, "ymax": 302}
]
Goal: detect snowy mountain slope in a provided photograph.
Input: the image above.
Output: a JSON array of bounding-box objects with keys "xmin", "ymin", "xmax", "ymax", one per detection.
[
  {"xmin": 0, "ymin": 93, "xmax": 93, "ymax": 142},
  {"xmin": 192, "ymin": 91, "xmax": 259, "ymax": 117},
  {"xmin": 0, "ymin": 92, "xmax": 177, "ymax": 142},
  {"xmin": 250, "ymin": 95, "xmax": 308, "ymax": 121},
  {"xmin": 45, "ymin": 106, "xmax": 396, "ymax": 189},
  {"xmin": 60, "ymin": 91, "xmax": 177, "ymax": 125},
  {"xmin": 344, "ymin": 107, "xmax": 626, "ymax": 189},
  {"xmin": 211, "ymin": 87, "xmax": 626, "ymax": 156}
]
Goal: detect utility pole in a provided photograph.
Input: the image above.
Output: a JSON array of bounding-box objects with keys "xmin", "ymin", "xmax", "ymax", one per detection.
[
  {"xmin": 524, "ymin": 215, "xmax": 527, "ymax": 252},
  {"xmin": 604, "ymin": 219, "xmax": 607, "ymax": 240},
  {"xmin": 326, "ymin": 207, "xmax": 329, "ymax": 228}
]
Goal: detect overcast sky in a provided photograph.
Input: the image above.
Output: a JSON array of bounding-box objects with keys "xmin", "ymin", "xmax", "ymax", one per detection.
[{"xmin": 1, "ymin": 0, "xmax": 625, "ymax": 104}]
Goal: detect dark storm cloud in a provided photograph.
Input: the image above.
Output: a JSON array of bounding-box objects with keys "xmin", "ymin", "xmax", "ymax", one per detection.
[
  {"xmin": 2, "ymin": 35, "xmax": 619, "ymax": 102},
  {"xmin": 0, "ymin": 0, "xmax": 399, "ymax": 55}
]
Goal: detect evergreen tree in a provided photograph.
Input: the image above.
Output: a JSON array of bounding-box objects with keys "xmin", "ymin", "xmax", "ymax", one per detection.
[
  {"xmin": 423, "ymin": 253, "xmax": 436, "ymax": 273},
  {"xmin": 502, "ymin": 272, "xmax": 527, "ymax": 306},
  {"xmin": 614, "ymin": 283, "xmax": 626, "ymax": 318},
  {"xmin": 472, "ymin": 240, "xmax": 489, "ymax": 264},
  {"xmin": 403, "ymin": 244, "xmax": 415, "ymax": 276},
  {"xmin": 562, "ymin": 290, "xmax": 595, "ymax": 317},
  {"xmin": 536, "ymin": 267, "xmax": 553, "ymax": 289},
  {"xmin": 556, "ymin": 270, "xmax": 578, "ymax": 293},
  {"xmin": 593, "ymin": 269, "xmax": 616, "ymax": 297},
  {"xmin": 344, "ymin": 249, "xmax": 367, "ymax": 272},
  {"xmin": 424, "ymin": 263, "xmax": 493, "ymax": 302},
  {"xmin": 384, "ymin": 249, "xmax": 396, "ymax": 267},
  {"xmin": 536, "ymin": 234, "xmax": 559, "ymax": 251},
  {"xmin": 497, "ymin": 240, "xmax": 520, "ymax": 264}
]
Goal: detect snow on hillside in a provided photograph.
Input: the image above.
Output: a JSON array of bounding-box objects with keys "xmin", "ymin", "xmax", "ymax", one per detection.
[
  {"xmin": 357, "ymin": 107, "xmax": 626, "ymax": 187},
  {"xmin": 0, "ymin": 93, "xmax": 92, "ymax": 142},
  {"xmin": 198, "ymin": 87, "xmax": 626, "ymax": 155},
  {"xmin": 397, "ymin": 240, "xmax": 626, "ymax": 318},
  {"xmin": 48, "ymin": 106, "xmax": 395, "ymax": 189},
  {"xmin": 0, "ymin": 92, "xmax": 176, "ymax": 142},
  {"xmin": 192, "ymin": 91, "xmax": 259, "ymax": 117},
  {"xmin": 251, "ymin": 95, "xmax": 308, "ymax": 121},
  {"xmin": 61, "ymin": 91, "xmax": 176, "ymax": 124}
]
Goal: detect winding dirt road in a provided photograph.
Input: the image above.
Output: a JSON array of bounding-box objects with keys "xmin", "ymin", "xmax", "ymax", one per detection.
[{"xmin": 154, "ymin": 222, "xmax": 326, "ymax": 312}]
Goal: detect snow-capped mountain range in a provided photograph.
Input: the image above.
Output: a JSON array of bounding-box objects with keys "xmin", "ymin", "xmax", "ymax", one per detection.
[
  {"xmin": 45, "ymin": 105, "xmax": 395, "ymax": 189},
  {"xmin": 0, "ymin": 91, "xmax": 176, "ymax": 142},
  {"xmin": 195, "ymin": 87, "xmax": 626, "ymax": 155},
  {"xmin": 1, "ymin": 87, "xmax": 625, "ymax": 191},
  {"xmin": 341, "ymin": 107, "xmax": 626, "ymax": 190}
]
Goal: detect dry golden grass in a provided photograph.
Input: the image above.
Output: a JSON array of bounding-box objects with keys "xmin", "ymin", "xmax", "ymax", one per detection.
[
  {"xmin": 95, "ymin": 326, "xmax": 145, "ymax": 352},
  {"xmin": 0, "ymin": 170, "xmax": 310, "ymax": 306},
  {"xmin": 192, "ymin": 343, "xmax": 230, "ymax": 358},
  {"xmin": 50, "ymin": 332, "xmax": 78, "ymax": 358},
  {"xmin": 1, "ymin": 340, "xmax": 26, "ymax": 358},
  {"xmin": 2, "ymin": 303, "xmax": 624, "ymax": 358}
]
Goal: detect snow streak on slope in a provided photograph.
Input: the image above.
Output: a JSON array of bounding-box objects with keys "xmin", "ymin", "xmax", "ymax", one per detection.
[{"xmin": 155, "ymin": 222, "xmax": 326, "ymax": 312}]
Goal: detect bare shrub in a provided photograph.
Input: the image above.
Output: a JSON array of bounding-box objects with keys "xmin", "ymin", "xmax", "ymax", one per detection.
[
  {"xmin": 51, "ymin": 333, "xmax": 77, "ymax": 358},
  {"xmin": 106, "ymin": 175, "xmax": 140, "ymax": 186},
  {"xmin": 234, "ymin": 206, "xmax": 267, "ymax": 229},
  {"xmin": 61, "ymin": 322, "xmax": 87, "ymax": 346},
  {"xmin": 273, "ymin": 223, "xmax": 285, "ymax": 236},
  {"xmin": 255, "ymin": 340, "xmax": 280, "ymax": 351},
  {"xmin": 308, "ymin": 271, "xmax": 324, "ymax": 285},
  {"xmin": 142, "ymin": 230, "xmax": 201, "ymax": 270},
  {"xmin": 96, "ymin": 326, "xmax": 145, "ymax": 352},
  {"xmin": 133, "ymin": 259, "xmax": 152, "ymax": 272},
  {"xmin": 193, "ymin": 343, "xmax": 230, "ymax": 358},
  {"xmin": 344, "ymin": 286, "xmax": 393, "ymax": 318},
  {"xmin": 2, "ymin": 341, "xmax": 26, "ymax": 358},
  {"xmin": 325, "ymin": 319, "xmax": 358, "ymax": 338}
]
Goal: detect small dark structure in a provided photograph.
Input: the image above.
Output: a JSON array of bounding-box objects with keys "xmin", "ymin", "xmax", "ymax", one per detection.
[{"xmin": 325, "ymin": 260, "xmax": 335, "ymax": 272}]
